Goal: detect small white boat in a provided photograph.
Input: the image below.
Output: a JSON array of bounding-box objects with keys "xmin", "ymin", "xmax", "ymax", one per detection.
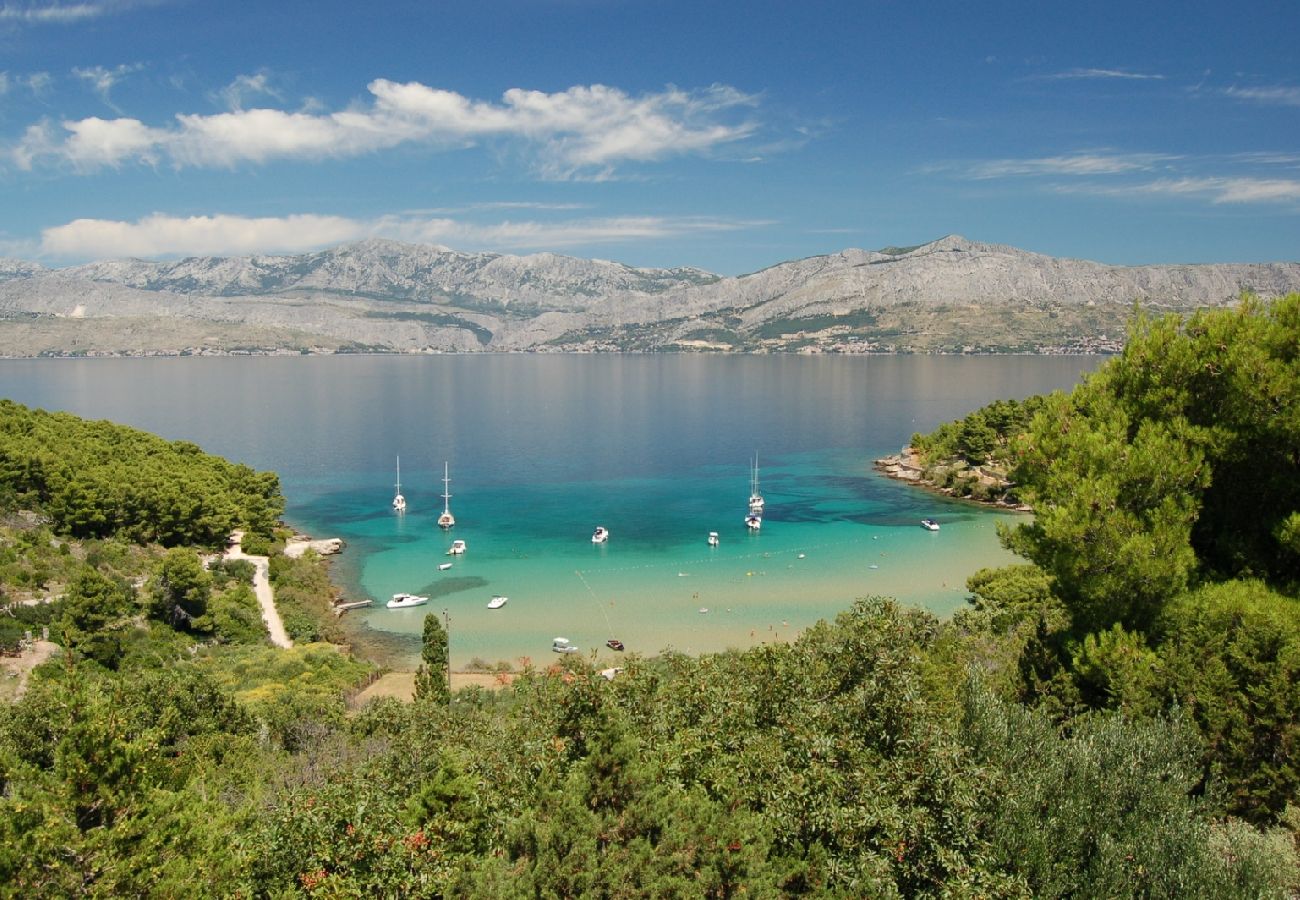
[
  {"xmin": 921, "ymin": 518, "xmax": 940, "ymax": 532},
  {"xmin": 745, "ymin": 513, "xmax": 762, "ymax": 530},
  {"xmin": 447, "ymin": 539, "xmax": 467, "ymax": 555},
  {"xmin": 487, "ymin": 596, "xmax": 507, "ymax": 610},
  {"xmin": 552, "ymin": 636, "xmax": 580, "ymax": 654},
  {"xmin": 386, "ymin": 592, "xmax": 428, "ymax": 609},
  {"xmin": 438, "ymin": 562, "xmax": 453, "ymax": 571},
  {"xmin": 707, "ymin": 531, "xmax": 719, "ymax": 547},
  {"xmin": 591, "ymin": 525, "xmax": 609, "ymax": 544},
  {"xmin": 437, "ymin": 461, "xmax": 455, "ymax": 529},
  {"xmin": 392, "ymin": 456, "xmax": 406, "ymax": 513}
]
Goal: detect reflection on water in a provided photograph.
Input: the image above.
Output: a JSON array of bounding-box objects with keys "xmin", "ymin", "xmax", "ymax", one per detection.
[{"xmin": 1, "ymin": 353, "xmax": 1099, "ymax": 666}]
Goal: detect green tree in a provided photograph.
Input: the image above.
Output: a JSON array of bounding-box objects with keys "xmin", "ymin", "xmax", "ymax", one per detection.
[
  {"xmin": 58, "ymin": 567, "xmax": 134, "ymax": 669},
  {"xmin": 148, "ymin": 547, "xmax": 212, "ymax": 628},
  {"xmin": 414, "ymin": 612, "xmax": 449, "ymax": 704}
]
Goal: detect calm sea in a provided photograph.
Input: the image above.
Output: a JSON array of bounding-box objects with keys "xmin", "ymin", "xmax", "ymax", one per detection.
[{"xmin": 1, "ymin": 354, "xmax": 1098, "ymax": 667}]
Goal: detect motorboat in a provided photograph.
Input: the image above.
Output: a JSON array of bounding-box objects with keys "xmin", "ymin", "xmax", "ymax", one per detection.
[
  {"xmin": 921, "ymin": 518, "xmax": 940, "ymax": 531},
  {"xmin": 745, "ymin": 513, "xmax": 762, "ymax": 530},
  {"xmin": 392, "ymin": 456, "xmax": 406, "ymax": 513},
  {"xmin": 386, "ymin": 592, "xmax": 428, "ymax": 609},
  {"xmin": 591, "ymin": 526, "xmax": 609, "ymax": 544},
  {"xmin": 606, "ymin": 638, "xmax": 625, "ymax": 651},
  {"xmin": 447, "ymin": 539, "xmax": 467, "ymax": 555},
  {"xmin": 438, "ymin": 562, "xmax": 453, "ymax": 571},
  {"xmin": 437, "ymin": 461, "xmax": 455, "ymax": 529},
  {"xmin": 487, "ymin": 596, "xmax": 508, "ymax": 610},
  {"xmin": 707, "ymin": 531, "xmax": 720, "ymax": 547},
  {"xmin": 552, "ymin": 636, "xmax": 580, "ymax": 654}
]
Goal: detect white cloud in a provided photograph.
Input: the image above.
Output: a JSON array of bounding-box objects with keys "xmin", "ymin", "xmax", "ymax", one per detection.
[
  {"xmin": 1224, "ymin": 85, "xmax": 1300, "ymax": 107},
  {"xmin": 1132, "ymin": 177, "xmax": 1300, "ymax": 204},
  {"xmin": 38, "ymin": 211, "xmax": 766, "ymax": 260},
  {"xmin": 1045, "ymin": 68, "xmax": 1166, "ymax": 81},
  {"xmin": 12, "ymin": 79, "xmax": 759, "ymax": 176},
  {"xmin": 965, "ymin": 152, "xmax": 1175, "ymax": 179},
  {"xmin": 20, "ymin": 71, "xmax": 52, "ymax": 94},
  {"xmin": 72, "ymin": 62, "xmax": 142, "ymax": 109},
  {"xmin": 0, "ymin": 2, "xmax": 109, "ymax": 25},
  {"xmin": 41, "ymin": 213, "xmax": 366, "ymax": 258},
  {"xmin": 216, "ymin": 72, "xmax": 281, "ymax": 111}
]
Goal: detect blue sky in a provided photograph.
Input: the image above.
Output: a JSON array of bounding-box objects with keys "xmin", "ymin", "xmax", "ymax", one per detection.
[{"xmin": 0, "ymin": 0, "xmax": 1297, "ymax": 274}]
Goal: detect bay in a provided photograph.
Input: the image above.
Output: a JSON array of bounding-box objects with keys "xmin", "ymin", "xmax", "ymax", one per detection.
[{"xmin": 1, "ymin": 354, "xmax": 1099, "ymax": 667}]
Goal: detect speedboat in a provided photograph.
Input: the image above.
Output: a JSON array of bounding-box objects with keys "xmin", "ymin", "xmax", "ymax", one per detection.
[
  {"xmin": 487, "ymin": 596, "xmax": 507, "ymax": 610},
  {"xmin": 606, "ymin": 638, "xmax": 625, "ymax": 651},
  {"xmin": 447, "ymin": 539, "xmax": 467, "ymax": 555},
  {"xmin": 745, "ymin": 513, "xmax": 762, "ymax": 530},
  {"xmin": 386, "ymin": 592, "xmax": 428, "ymax": 609},
  {"xmin": 591, "ymin": 526, "xmax": 609, "ymax": 544},
  {"xmin": 437, "ymin": 461, "xmax": 455, "ymax": 529},
  {"xmin": 921, "ymin": 518, "xmax": 940, "ymax": 531},
  {"xmin": 438, "ymin": 562, "xmax": 453, "ymax": 571},
  {"xmin": 707, "ymin": 531, "xmax": 719, "ymax": 547},
  {"xmin": 552, "ymin": 636, "xmax": 580, "ymax": 654}
]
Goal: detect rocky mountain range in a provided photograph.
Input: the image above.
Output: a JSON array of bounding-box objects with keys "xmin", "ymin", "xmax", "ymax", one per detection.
[{"xmin": 1, "ymin": 235, "xmax": 1298, "ymax": 356}]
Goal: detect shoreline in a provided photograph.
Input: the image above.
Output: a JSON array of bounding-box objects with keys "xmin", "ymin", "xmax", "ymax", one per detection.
[{"xmin": 873, "ymin": 448, "xmax": 1032, "ymax": 513}]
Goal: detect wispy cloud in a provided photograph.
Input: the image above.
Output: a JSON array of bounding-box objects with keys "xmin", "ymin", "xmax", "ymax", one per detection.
[
  {"xmin": 1131, "ymin": 177, "xmax": 1300, "ymax": 204},
  {"xmin": 12, "ymin": 79, "xmax": 761, "ymax": 178},
  {"xmin": 73, "ymin": 63, "xmax": 143, "ymax": 111},
  {"xmin": 1224, "ymin": 85, "xmax": 1300, "ymax": 107},
  {"xmin": 961, "ymin": 152, "xmax": 1176, "ymax": 179},
  {"xmin": 38, "ymin": 211, "xmax": 768, "ymax": 260},
  {"xmin": 215, "ymin": 72, "xmax": 281, "ymax": 111},
  {"xmin": 1044, "ymin": 68, "xmax": 1166, "ymax": 81},
  {"xmin": 0, "ymin": 1, "xmax": 135, "ymax": 26}
]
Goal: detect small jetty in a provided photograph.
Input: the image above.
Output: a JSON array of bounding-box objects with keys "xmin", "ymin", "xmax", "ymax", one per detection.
[{"xmin": 333, "ymin": 598, "xmax": 374, "ymax": 617}]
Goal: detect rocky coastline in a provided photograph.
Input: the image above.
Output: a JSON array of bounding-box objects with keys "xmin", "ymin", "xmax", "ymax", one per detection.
[{"xmin": 874, "ymin": 448, "xmax": 1031, "ymax": 512}]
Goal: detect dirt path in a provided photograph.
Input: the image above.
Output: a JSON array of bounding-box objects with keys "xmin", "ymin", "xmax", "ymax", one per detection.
[
  {"xmin": 225, "ymin": 531, "xmax": 292, "ymax": 649},
  {"xmin": 1, "ymin": 639, "xmax": 59, "ymax": 702}
]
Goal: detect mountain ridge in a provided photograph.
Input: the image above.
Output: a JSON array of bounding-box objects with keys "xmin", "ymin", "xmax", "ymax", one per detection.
[{"xmin": 1, "ymin": 235, "xmax": 1297, "ymax": 356}]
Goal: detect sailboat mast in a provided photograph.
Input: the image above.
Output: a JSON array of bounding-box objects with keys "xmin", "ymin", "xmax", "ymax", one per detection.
[{"xmin": 442, "ymin": 461, "xmax": 451, "ymax": 513}]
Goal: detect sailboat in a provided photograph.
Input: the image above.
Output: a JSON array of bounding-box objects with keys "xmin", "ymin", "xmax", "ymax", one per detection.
[
  {"xmin": 745, "ymin": 454, "xmax": 763, "ymax": 528},
  {"xmin": 392, "ymin": 457, "xmax": 406, "ymax": 512},
  {"xmin": 437, "ymin": 461, "xmax": 455, "ymax": 529},
  {"xmin": 748, "ymin": 454, "xmax": 765, "ymax": 515}
]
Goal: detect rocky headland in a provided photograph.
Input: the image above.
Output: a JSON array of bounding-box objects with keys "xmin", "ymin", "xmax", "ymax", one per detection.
[{"xmin": 875, "ymin": 448, "xmax": 1030, "ymax": 511}]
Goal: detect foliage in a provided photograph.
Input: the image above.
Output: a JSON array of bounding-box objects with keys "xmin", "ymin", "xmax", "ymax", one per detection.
[
  {"xmin": 960, "ymin": 681, "xmax": 1295, "ymax": 897},
  {"xmin": 414, "ymin": 611, "xmax": 450, "ymax": 704},
  {"xmin": 147, "ymin": 546, "xmax": 212, "ymax": 629},
  {"xmin": 1151, "ymin": 581, "xmax": 1300, "ymax": 823},
  {"xmin": 58, "ymin": 567, "xmax": 135, "ymax": 669},
  {"xmin": 0, "ymin": 398, "xmax": 283, "ymax": 547},
  {"xmin": 268, "ymin": 551, "xmax": 345, "ymax": 643},
  {"xmin": 912, "ymin": 395, "xmax": 1045, "ymax": 467},
  {"xmin": 1006, "ymin": 295, "xmax": 1300, "ymax": 633}
]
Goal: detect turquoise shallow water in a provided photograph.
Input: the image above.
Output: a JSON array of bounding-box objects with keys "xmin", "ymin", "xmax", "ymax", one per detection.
[{"xmin": 0, "ymin": 354, "xmax": 1099, "ymax": 667}]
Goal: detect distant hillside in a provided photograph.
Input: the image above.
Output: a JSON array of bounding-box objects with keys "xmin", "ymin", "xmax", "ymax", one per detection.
[{"xmin": 1, "ymin": 235, "xmax": 1297, "ymax": 356}]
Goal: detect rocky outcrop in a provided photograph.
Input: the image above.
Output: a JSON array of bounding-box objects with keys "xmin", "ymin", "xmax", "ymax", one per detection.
[
  {"xmin": 2, "ymin": 236, "xmax": 1297, "ymax": 356},
  {"xmin": 875, "ymin": 448, "xmax": 1030, "ymax": 510}
]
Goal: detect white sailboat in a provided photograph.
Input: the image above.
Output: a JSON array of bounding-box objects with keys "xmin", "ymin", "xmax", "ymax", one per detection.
[
  {"xmin": 392, "ymin": 457, "xmax": 406, "ymax": 513},
  {"xmin": 748, "ymin": 454, "xmax": 765, "ymax": 515},
  {"xmin": 437, "ymin": 461, "xmax": 455, "ymax": 529}
]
